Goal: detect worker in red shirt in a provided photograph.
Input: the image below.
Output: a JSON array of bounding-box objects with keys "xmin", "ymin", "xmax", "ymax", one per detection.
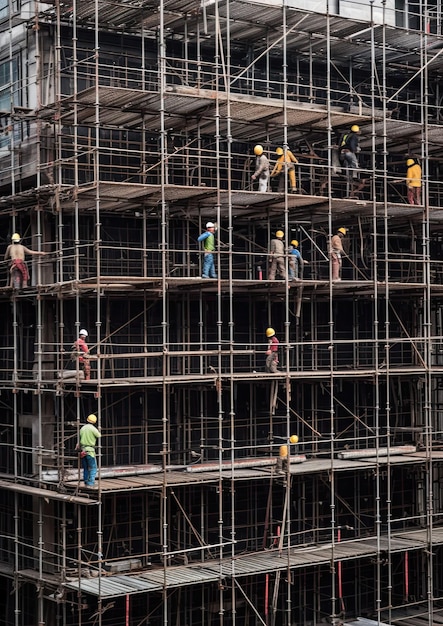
[
  {"xmin": 265, "ymin": 327, "xmax": 279, "ymax": 372},
  {"xmin": 72, "ymin": 329, "xmax": 91, "ymax": 380}
]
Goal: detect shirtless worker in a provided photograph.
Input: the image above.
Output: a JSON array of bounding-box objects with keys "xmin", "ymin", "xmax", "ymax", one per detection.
[{"xmin": 4, "ymin": 232, "xmax": 47, "ymax": 288}]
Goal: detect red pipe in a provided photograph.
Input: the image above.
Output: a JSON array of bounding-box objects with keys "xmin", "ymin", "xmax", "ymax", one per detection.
[
  {"xmin": 265, "ymin": 573, "xmax": 269, "ymax": 624},
  {"xmin": 126, "ymin": 594, "xmax": 130, "ymax": 626},
  {"xmin": 404, "ymin": 551, "xmax": 409, "ymax": 601}
]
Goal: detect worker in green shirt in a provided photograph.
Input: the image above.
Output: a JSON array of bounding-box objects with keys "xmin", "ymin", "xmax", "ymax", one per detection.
[
  {"xmin": 198, "ymin": 221, "xmax": 217, "ymax": 278},
  {"xmin": 76, "ymin": 413, "xmax": 101, "ymax": 486}
]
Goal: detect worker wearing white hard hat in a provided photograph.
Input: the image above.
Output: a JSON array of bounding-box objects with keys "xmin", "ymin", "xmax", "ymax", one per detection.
[
  {"xmin": 71, "ymin": 329, "xmax": 91, "ymax": 380},
  {"xmin": 197, "ymin": 222, "xmax": 217, "ymax": 279}
]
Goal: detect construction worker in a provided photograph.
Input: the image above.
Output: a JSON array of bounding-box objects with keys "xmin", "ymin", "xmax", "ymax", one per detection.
[
  {"xmin": 265, "ymin": 327, "xmax": 279, "ymax": 372},
  {"xmin": 4, "ymin": 232, "xmax": 47, "ymax": 289},
  {"xmin": 270, "ymin": 147, "xmax": 298, "ymax": 192},
  {"xmin": 251, "ymin": 144, "xmax": 270, "ymax": 192},
  {"xmin": 405, "ymin": 157, "xmax": 422, "ymax": 205},
  {"xmin": 268, "ymin": 230, "xmax": 286, "ymax": 280},
  {"xmin": 72, "ymin": 329, "xmax": 91, "ymax": 380},
  {"xmin": 76, "ymin": 414, "xmax": 101, "ymax": 487},
  {"xmin": 288, "ymin": 240, "xmax": 308, "ymax": 281},
  {"xmin": 329, "ymin": 227, "xmax": 347, "ymax": 282},
  {"xmin": 198, "ymin": 222, "xmax": 217, "ymax": 278},
  {"xmin": 339, "ymin": 125, "xmax": 361, "ymax": 196}
]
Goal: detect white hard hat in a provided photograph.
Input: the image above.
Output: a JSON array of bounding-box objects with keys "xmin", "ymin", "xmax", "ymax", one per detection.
[
  {"xmin": 79, "ymin": 329, "xmax": 88, "ymax": 337},
  {"xmin": 206, "ymin": 222, "xmax": 215, "ymax": 228}
]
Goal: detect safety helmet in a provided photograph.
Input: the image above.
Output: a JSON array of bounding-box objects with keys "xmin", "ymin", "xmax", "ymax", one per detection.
[
  {"xmin": 275, "ymin": 147, "xmax": 284, "ymax": 155},
  {"xmin": 351, "ymin": 125, "xmax": 360, "ymax": 133},
  {"xmin": 338, "ymin": 227, "xmax": 347, "ymax": 235},
  {"xmin": 275, "ymin": 230, "xmax": 284, "ymax": 238},
  {"xmin": 406, "ymin": 158, "xmax": 415, "ymax": 166},
  {"xmin": 266, "ymin": 327, "xmax": 275, "ymax": 338},
  {"xmin": 79, "ymin": 329, "xmax": 88, "ymax": 337},
  {"xmin": 206, "ymin": 222, "xmax": 215, "ymax": 228},
  {"xmin": 291, "ymin": 240, "xmax": 299, "ymax": 247},
  {"xmin": 87, "ymin": 414, "xmax": 97, "ymax": 424},
  {"xmin": 254, "ymin": 145, "xmax": 264, "ymax": 156},
  {"xmin": 11, "ymin": 233, "xmax": 21, "ymax": 242}
]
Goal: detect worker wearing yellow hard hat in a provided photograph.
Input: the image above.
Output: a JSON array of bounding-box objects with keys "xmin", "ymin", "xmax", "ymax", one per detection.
[
  {"xmin": 251, "ymin": 144, "xmax": 270, "ymax": 192},
  {"xmin": 265, "ymin": 327, "xmax": 279, "ymax": 373},
  {"xmin": 268, "ymin": 230, "xmax": 286, "ymax": 280},
  {"xmin": 339, "ymin": 125, "xmax": 361, "ymax": 196},
  {"xmin": 329, "ymin": 227, "xmax": 348, "ymax": 282},
  {"xmin": 270, "ymin": 146, "xmax": 298, "ymax": 193},
  {"xmin": 289, "ymin": 239, "xmax": 309, "ymax": 281},
  {"xmin": 4, "ymin": 231, "xmax": 48, "ymax": 289},
  {"xmin": 76, "ymin": 413, "xmax": 101, "ymax": 487},
  {"xmin": 405, "ymin": 156, "xmax": 422, "ymax": 205}
]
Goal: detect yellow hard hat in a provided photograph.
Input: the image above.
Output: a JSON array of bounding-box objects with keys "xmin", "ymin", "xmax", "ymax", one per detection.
[
  {"xmin": 254, "ymin": 144, "xmax": 264, "ymax": 156},
  {"xmin": 351, "ymin": 125, "xmax": 360, "ymax": 132},
  {"xmin": 275, "ymin": 230, "xmax": 284, "ymax": 238},
  {"xmin": 275, "ymin": 147, "xmax": 284, "ymax": 155},
  {"xmin": 87, "ymin": 414, "xmax": 97, "ymax": 424},
  {"xmin": 338, "ymin": 227, "xmax": 347, "ymax": 235},
  {"xmin": 406, "ymin": 158, "xmax": 414, "ymax": 166},
  {"xmin": 11, "ymin": 233, "xmax": 21, "ymax": 242},
  {"xmin": 266, "ymin": 327, "xmax": 275, "ymax": 338},
  {"xmin": 291, "ymin": 240, "xmax": 299, "ymax": 247}
]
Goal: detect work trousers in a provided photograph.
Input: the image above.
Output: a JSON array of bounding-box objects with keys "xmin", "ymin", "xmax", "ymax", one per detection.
[
  {"xmin": 341, "ymin": 150, "xmax": 359, "ymax": 178},
  {"xmin": 258, "ymin": 172, "xmax": 269, "ymax": 192},
  {"xmin": 407, "ymin": 186, "xmax": 421, "ymax": 205},
  {"xmin": 265, "ymin": 353, "xmax": 278, "ymax": 373},
  {"xmin": 289, "ymin": 259, "xmax": 300, "ymax": 280},
  {"xmin": 82, "ymin": 453, "xmax": 98, "ymax": 486},
  {"xmin": 276, "ymin": 166, "xmax": 296, "ymax": 191},
  {"xmin": 330, "ymin": 252, "xmax": 342, "ymax": 281},
  {"xmin": 80, "ymin": 359, "xmax": 91, "ymax": 380},
  {"xmin": 268, "ymin": 256, "xmax": 286, "ymax": 280},
  {"xmin": 202, "ymin": 252, "xmax": 217, "ymax": 278}
]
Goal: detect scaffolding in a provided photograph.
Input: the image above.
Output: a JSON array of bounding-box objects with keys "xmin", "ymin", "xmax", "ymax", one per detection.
[{"xmin": 1, "ymin": 0, "xmax": 443, "ymax": 625}]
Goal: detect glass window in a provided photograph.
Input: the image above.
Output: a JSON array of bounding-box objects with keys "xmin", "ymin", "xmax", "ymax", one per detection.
[
  {"xmin": 0, "ymin": 55, "xmax": 20, "ymax": 149},
  {"xmin": 0, "ymin": 56, "xmax": 19, "ymax": 111},
  {"xmin": 0, "ymin": 0, "xmax": 20, "ymax": 20}
]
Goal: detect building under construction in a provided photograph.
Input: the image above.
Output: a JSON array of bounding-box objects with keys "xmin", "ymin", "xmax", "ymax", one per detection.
[{"xmin": 1, "ymin": 1, "xmax": 443, "ymax": 625}]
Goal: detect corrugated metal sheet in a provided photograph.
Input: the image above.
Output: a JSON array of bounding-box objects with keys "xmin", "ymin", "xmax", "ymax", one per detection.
[
  {"xmin": 58, "ymin": 452, "xmax": 431, "ymax": 493},
  {"xmin": 343, "ymin": 617, "xmax": 389, "ymax": 626},
  {"xmin": 62, "ymin": 527, "xmax": 443, "ymax": 598},
  {"xmin": 59, "ymin": 85, "xmax": 366, "ymax": 132},
  {"xmin": 47, "ymin": 0, "xmax": 442, "ymax": 74}
]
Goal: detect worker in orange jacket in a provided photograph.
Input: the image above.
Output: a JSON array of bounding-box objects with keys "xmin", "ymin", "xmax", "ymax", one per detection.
[
  {"xmin": 405, "ymin": 157, "xmax": 422, "ymax": 205},
  {"xmin": 270, "ymin": 147, "xmax": 298, "ymax": 192}
]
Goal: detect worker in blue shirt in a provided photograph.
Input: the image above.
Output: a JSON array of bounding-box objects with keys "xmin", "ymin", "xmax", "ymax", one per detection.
[
  {"xmin": 288, "ymin": 240, "xmax": 308, "ymax": 281},
  {"xmin": 198, "ymin": 221, "xmax": 217, "ymax": 278}
]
